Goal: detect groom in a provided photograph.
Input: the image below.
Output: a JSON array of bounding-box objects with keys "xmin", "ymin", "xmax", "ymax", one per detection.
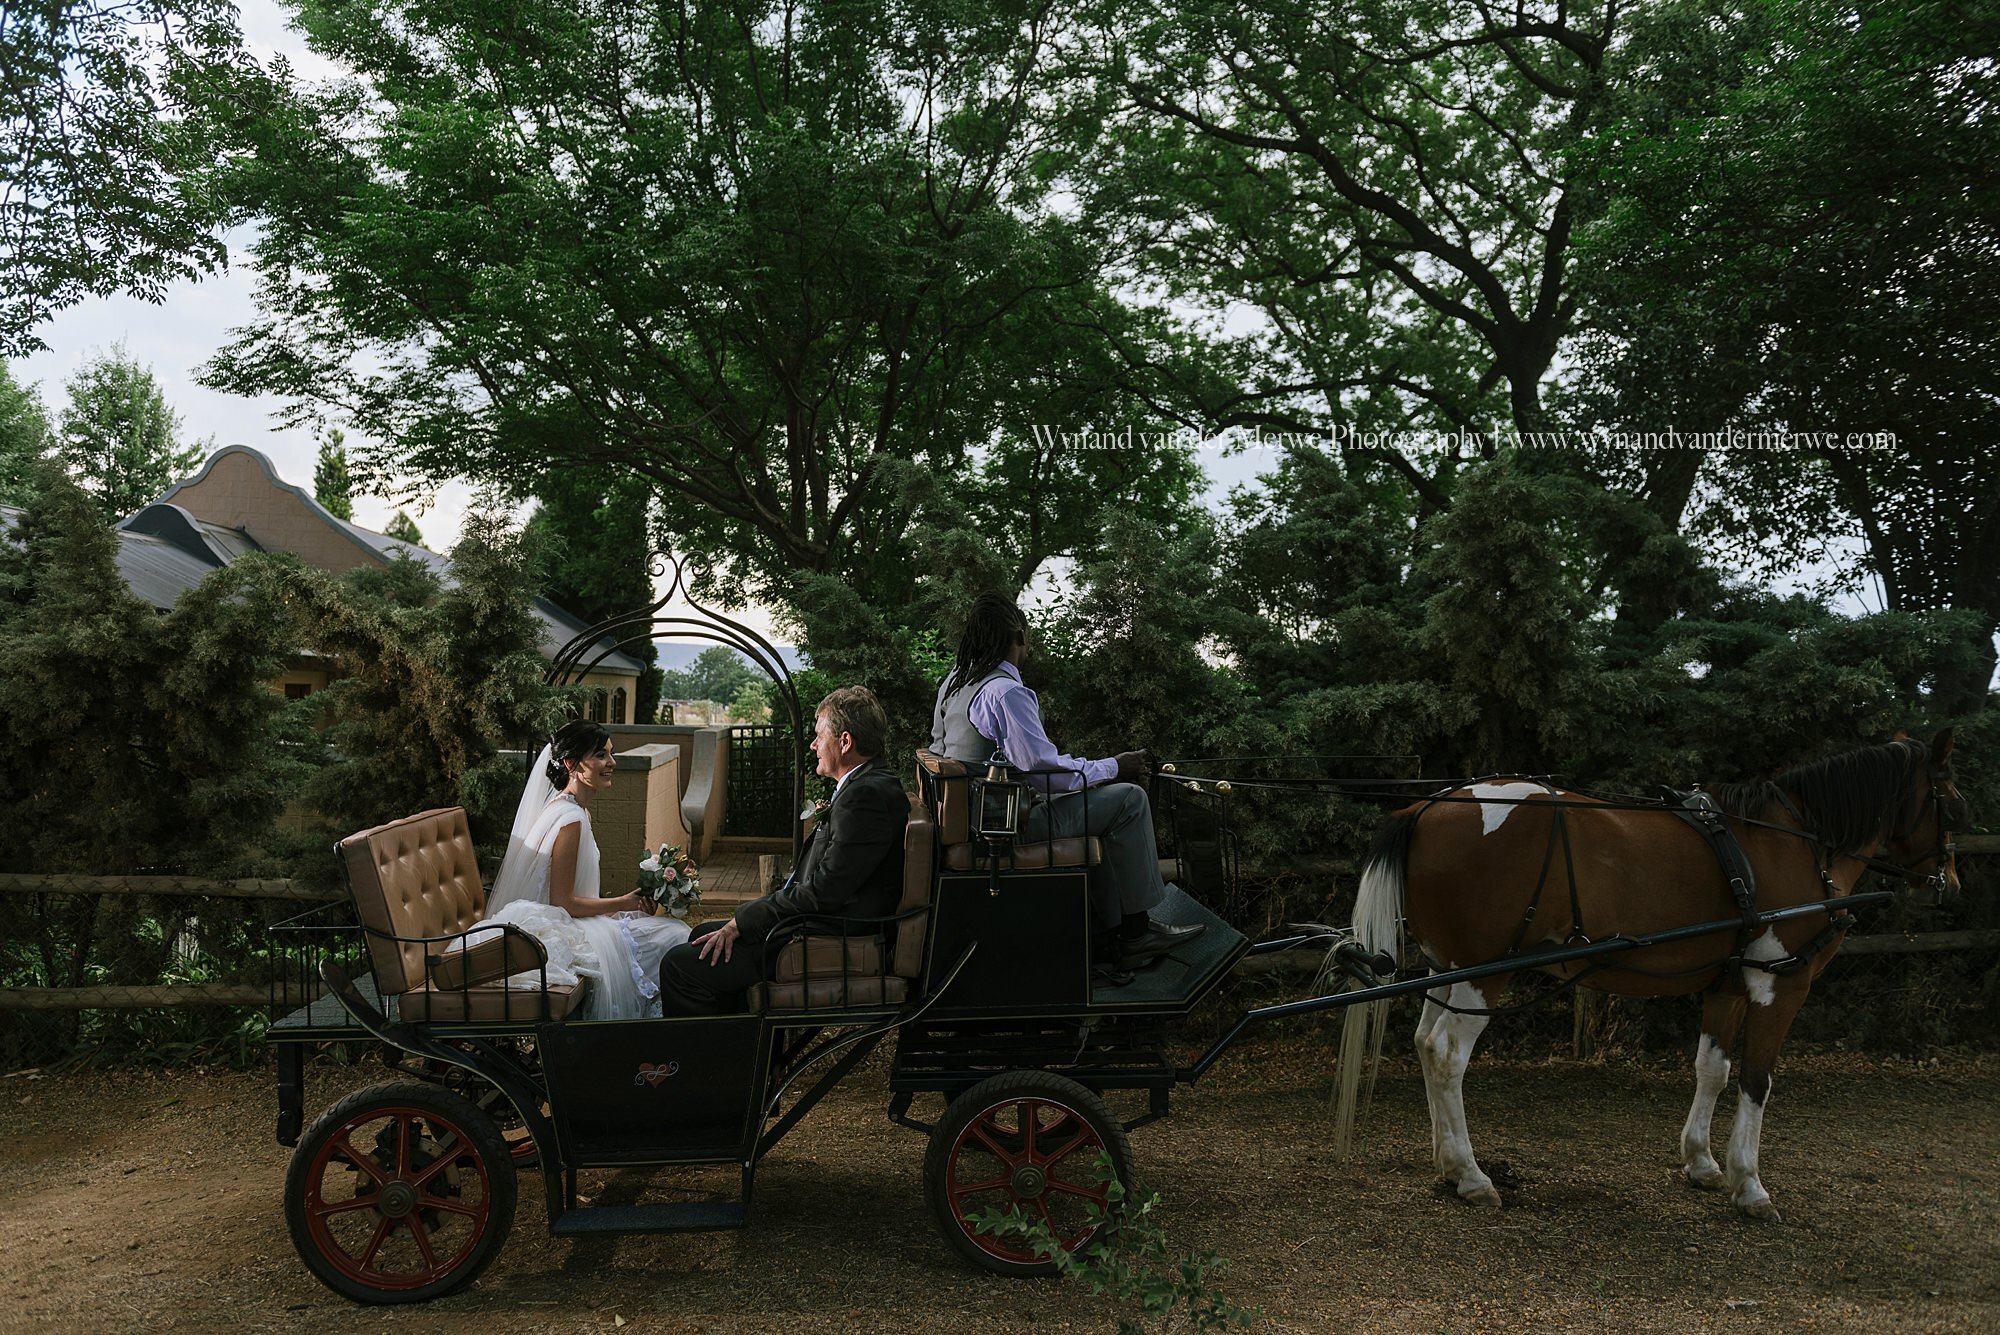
[{"xmin": 657, "ymin": 685, "xmax": 907, "ymax": 1016}]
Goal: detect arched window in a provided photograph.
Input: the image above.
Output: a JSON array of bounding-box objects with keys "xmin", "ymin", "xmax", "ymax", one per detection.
[
  {"xmin": 612, "ymin": 687, "xmax": 627, "ymax": 725},
  {"xmin": 589, "ymin": 689, "xmax": 607, "ymax": 724}
]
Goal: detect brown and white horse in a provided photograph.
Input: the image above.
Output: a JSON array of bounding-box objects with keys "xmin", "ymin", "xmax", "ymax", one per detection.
[{"xmin": 1333, "ymin": 732, "xmax": 1966, "ymax": 1221}]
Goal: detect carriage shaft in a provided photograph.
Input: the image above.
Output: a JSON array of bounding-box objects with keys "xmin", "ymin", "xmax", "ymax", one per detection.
[{"xmin": 1178, "ymin": 892, "xmax": 1895, "ymax": 1082}]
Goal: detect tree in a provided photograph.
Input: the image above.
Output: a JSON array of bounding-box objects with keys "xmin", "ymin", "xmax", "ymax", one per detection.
[
  {"xmin": 55, "ymin": 342, "xmax": 202, "ymax": 520},
  {"xmin": 0, "ymin": 467, "xmax": 304, "ymax": 878},
  {"xmin": 0, "ymin": 363, "xmax": 52, "ymax": 505},
  {"xmin": 382, "ymin": 510, "xmax": 424, "ymax": 547},
  {"xmin": 1084, "ymin": 0, "xmax": 1620, "ymax": 469},
  {"xmin": 1571, "ymin": 0, "xmax": 2000, "ymax": 714},
  {"xmin": 528, "ymin": 471, "xmax": 661, "ymax": 721},
  {"xmin": 312, "ymin": 429, "xmax": 353, "ymax": 520},
  {"xmin": 661, "ymin": 646, "xmax": 759, "ymax": 707},
  {"xmin": 0, "ymin": 2, "xmax": 247, "ymax": 356},
  {"xmin": 198, "ymin": 0, "xmax": 1206, "ymax": 625},
  {"xmin": 259, "ymin": 512, "xmax": 564, "ymax": 844}
]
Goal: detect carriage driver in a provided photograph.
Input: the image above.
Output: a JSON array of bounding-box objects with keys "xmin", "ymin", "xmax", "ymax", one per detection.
[
  {"xmin": 657, "ymin": 686, "xmax": 908, "ymax": 1016},
  {"xmin": 930, "ymin": 593, "xmax": 1203, "ymax": 971}
]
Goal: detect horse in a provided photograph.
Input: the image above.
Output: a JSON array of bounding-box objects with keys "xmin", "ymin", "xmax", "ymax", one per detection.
[{"xmin": 1332, "ymin": 731, "xmax": 1966, "ymax": 1221}]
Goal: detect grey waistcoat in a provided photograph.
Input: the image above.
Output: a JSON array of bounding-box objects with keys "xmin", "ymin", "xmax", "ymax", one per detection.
[{"xmin": 929, "ymin": 667, "xmax": 1014, "ymax": 766}]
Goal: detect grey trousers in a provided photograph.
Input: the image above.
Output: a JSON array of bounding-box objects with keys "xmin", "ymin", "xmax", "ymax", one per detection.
[{"xmin": 1024, "ymin": 781, "xmax": 1165, "ymax": 929}]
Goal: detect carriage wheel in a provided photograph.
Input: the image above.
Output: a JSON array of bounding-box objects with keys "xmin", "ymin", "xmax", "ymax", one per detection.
[
  {"xmin": 921, "ymin": 1071, "xmax": 1133, "ymax": 1277},
  {"xmin": 284, "ymin": 1081, "xmax": 516, "ymax": 1304}
]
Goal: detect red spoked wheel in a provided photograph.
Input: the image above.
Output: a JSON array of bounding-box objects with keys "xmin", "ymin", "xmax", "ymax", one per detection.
[
  {"xmin": 922, "ymin": 1071, "xmax": 1133, "ymax": 1277},
  {"xmin": 284, "ymin": 1082, "xmax": 516, "ymax": 1304}
]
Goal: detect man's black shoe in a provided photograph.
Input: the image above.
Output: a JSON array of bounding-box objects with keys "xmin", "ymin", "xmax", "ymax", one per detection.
[
  {"xmin": 1144, "ymin": 918, "xmax": 1205, "ymax": 944},
  {"xmin": 1118, "ymin": 921, "xmax": 1200, "ymax": 969}
]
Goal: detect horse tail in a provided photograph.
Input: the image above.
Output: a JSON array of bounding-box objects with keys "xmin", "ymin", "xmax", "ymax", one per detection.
[{"xmin": 1333, "ymin": 807, "xmax": 1419, "ymax": 1157}]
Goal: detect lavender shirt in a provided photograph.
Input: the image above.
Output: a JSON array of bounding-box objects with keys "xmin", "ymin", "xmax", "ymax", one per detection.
[{"xmin": 966, "ymin": 662, "xmax": 1117, "ymax": 795}]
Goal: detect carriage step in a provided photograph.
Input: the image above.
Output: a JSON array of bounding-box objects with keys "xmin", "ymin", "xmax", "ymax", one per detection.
[{"xmin": 551, "ymin": 1202, "xmax": 748, "ymax": 1235}]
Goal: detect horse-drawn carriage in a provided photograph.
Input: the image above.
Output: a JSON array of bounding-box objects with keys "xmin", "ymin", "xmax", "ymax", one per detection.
[
  {"xmin": 265, "ymin": 726, "xmax": 1966, "ymax": 1303},
  {"xmin": 265, "ymin": 568, "xmax": 1969, "ymax": 1302}
]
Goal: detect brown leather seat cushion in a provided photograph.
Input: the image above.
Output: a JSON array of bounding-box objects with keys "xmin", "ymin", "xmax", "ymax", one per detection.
[
  {"xmin": 338, "ymin": 807, "xmax": 565, "ymax": 1022},
  {"xmin": 941, "ymin": 837, "xmax": 1102, "ymax": 871},
  {"xmin": 430, "ymin": 930, "xmax": 546, "ymax": 991},
  {"xmin": 399, "ymin": 981, "xmax": 585, "ymax": 1023},
  {"xmin": 753, "ymin": 796, "xmax": 935, "ymax": 1014},
  {"xmin": 746, "ymin": 975, "xmax": 908, "ymax": 1011},
  {"xmin": 771, "ymin": 934, "xmax": 885, "ymax": 983}
]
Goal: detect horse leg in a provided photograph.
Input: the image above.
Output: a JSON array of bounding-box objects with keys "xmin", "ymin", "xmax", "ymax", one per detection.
[
  {"xmin": 1415, "ymin": 978, "xmax": 1502, "ymax": 1207},
  {"xmin": 1725, "ymin": 977, "xmax": 1810, "ymax": 1222},
  {"xmin": 1680, "ymin": 988, "xmax": 1746, "ymax": 1190},
  {"xmin": 1415, "ymin": 987, "xmax": 1448, "ymax": 1167}
]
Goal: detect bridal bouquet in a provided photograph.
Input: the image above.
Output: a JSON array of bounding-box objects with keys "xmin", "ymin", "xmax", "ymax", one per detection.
[{"xmin": 637, "ymin": 843, "xmax": 701, "ymax": 917}]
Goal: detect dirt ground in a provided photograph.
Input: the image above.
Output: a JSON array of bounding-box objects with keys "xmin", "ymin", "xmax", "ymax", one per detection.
[{"xmin": 2, "ymin": 1039, "xmax": 1997, "ymax": 1334}]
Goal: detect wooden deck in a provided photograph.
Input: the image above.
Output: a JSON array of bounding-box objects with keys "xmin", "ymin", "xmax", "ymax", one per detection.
[{"xmin": 685, "ymin": 838, "xmax": 794, "ymax": 921}]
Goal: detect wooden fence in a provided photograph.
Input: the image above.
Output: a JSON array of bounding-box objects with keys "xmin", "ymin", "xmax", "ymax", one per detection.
[{"xmin": 1, "ymin": 836, "xmax": 1993, "ymax": 1012}]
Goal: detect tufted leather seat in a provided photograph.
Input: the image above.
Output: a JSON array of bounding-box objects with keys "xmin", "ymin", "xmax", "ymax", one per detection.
[
  {"xmin": 915, "ymin": 750, "xmax": 1102, "ymax": 870},
  {"xmin": 337, "ymin": 807, "xmax": 583, "ymax": 1023},
  {"xmin": 746, "ymin": 795, "xmax": 932, "ymax": 1012}
]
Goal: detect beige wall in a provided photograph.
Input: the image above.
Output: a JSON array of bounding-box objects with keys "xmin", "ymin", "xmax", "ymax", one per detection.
[
  {"xmin": 166, "ymin": 449, "xmax": 383, "ymax": 574},
  {"xmin": 575, "ymin": 669, "xmax": 643, "ymax": 724},
  {"xmin": 530, "ymin": 743, "xmax": 691, "ymax": 900}
]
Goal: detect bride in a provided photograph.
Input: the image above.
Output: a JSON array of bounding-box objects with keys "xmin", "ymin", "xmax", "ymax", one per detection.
[{"xmin": 463, "ymin": 719, "xmax": 692, "ymax": 1020}]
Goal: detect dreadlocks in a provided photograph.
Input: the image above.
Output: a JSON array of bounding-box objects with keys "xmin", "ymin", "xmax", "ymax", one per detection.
[{"xmin": 942, "ymin": 592, "xmax": 1027, "ymax": 698}]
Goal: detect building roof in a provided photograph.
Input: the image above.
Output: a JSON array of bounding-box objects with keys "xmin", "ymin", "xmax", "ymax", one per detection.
[{"xmin": 5, "ymin": 447, "xmax": 647, "ymax": 678}]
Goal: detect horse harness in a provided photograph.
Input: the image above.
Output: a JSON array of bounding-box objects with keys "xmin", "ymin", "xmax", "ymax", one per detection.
[
  {"xmin": 1418, "ymin": 783, "xmax": 1866, "ymax": 1016},
  {"xmin": 1665, "ymin": 789, "xmax": 1855, "ymax": 980}
]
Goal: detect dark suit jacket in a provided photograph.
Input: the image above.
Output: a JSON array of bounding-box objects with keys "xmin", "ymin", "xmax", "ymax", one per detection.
[{"xmin": 733, "ymin": 757, "xmax": 908, "ymax": 945}]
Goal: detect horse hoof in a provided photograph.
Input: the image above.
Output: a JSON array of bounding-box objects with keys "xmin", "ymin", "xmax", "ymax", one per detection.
[
  {"xmin": 1683, "ymin": 1166, "xmax": 1726, "ymax": 1191},
  {"xmin": 1736, "ymin": 1197, "xmax": 1782, "ymax": 1223},
  {"xmin": 1458, "ymin": 1184, "xmax": 1503, "ymax": 1209}
]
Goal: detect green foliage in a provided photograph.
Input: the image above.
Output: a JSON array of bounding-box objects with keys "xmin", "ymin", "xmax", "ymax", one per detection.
[
  {"xmin": 0, "ymin": 363, "xmax": 53, "ymax": 505},
  {"xmin": 1032, "ymin": 510, "xmax": 1254, "ymax": 764},
  {"xmin": 54, "ymin": 343, "xmax": 203, "ymax": 520},
  {"xmin": 312, "ymin": 430, "xmax": 353, "ymax": 521},
  {"xmin": 1086, "ymin": 0, "xmax": 1617, "ymax": 447},
  {"xmin": 0, "ymin": 468, "xmax": 307, "ymax": 877},
  {"xmin": 197, "ymin": 0, "xmax": 1205, "ymax": 632},
  {"xmin": 381, "ymin": 510, "xmax": 424, "ymax": 546},
  {"xmin": 970, "ymin": 1158, "xmax": 1256, "ymax": 1334},
  {"xmin": 0, "ymin": 2, "xmax": 245, "ymax": 355},
  {"xmin": 661, "ymin": 645, "xmax": 759, "ymax": 708},
  {"xmin": 528, "ymin": 471, "xmax": 660, "ymax": 720},
  {"xmin": 1570, "ymin": 0, "xmax": 2000, "ymax": 711},
  {"xmin": 254, "ymin": 511, "xmax": 564, "ymax": 847}
]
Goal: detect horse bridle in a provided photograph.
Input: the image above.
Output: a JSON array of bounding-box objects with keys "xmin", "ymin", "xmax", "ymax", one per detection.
[{"xmin": 1780, "ymin": 754, "xmax": 1965, "ymax": 895}]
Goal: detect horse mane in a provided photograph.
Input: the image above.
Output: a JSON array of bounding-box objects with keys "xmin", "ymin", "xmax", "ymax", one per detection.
[{"xmin": 1708, "ymin": 739, "xmax": 1928, "ymax": 855}]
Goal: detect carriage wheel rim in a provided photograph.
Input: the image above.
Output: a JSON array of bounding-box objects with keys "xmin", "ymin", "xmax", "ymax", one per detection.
[
  {"xmin": 945, "ymin": 1095, "xmax": 1111, "ymax": 1264},
  {"xmin": 302, "ymin": 1104, "xmax": 494, "ymax": 1291}
]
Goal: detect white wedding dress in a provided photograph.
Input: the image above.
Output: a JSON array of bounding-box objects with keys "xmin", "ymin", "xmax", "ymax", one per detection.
[{"xmin": 451, "ymin": 746, "xmax": 691, "ymax": 1020}]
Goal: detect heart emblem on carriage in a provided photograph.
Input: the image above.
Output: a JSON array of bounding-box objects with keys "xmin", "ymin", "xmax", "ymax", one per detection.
[{"xmin": 634, "ymin": 1061, "xmax": 681, "ymax": 1087}]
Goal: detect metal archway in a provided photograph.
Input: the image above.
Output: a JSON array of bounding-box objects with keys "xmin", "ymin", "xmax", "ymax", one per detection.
[{"xmin": 543, "ymin": 552, "xmax": 808, "ymax": 863}]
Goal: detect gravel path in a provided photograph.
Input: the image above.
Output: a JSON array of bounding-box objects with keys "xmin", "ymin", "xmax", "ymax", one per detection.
[{"xmin": 2, "ymin": 1041, "xmax": 1995, "ymax": 1333}]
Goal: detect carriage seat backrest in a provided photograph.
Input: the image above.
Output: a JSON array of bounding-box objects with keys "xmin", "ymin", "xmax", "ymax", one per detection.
[
  {"xmin": 749, "ymin": 794, "xmax": 933, "ymax": 1012},
  {"xmin": 916, "ymin": 749, "xmax": 974, "ymax": 845},
  {"xmin": 914, "ymin": 749, "xmax": 1102, "ymax": 872},
  {"xmin": 336, "ymin": 806, "xmax": 571, "ymax": 1021},
  {"xmin": 338, "ymin": 807, "xmax": 487, "ymax": 995}
]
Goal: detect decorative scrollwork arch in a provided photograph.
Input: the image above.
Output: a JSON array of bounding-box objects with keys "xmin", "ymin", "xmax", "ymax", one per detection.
[{"xmin": 543, "ymin": 552, "xmax": 808, "ymax": 861}]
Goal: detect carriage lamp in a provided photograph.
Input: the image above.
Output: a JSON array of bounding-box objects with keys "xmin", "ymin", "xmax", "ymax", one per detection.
[{"xmin": 975, "ymin": 751, "xmax": 1024, "ymax": 843}]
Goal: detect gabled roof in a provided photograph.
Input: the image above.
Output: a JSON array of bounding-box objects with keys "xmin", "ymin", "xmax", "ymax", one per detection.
[{"xmin": 148, "ymin": 446, "xmax": 644, "ymax": 675}]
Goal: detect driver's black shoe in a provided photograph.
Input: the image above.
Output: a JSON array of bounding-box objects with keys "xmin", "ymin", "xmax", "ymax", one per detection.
[{"xmin": 1118, "ymin": 920, "xmax": 1203, "ymax": 969}]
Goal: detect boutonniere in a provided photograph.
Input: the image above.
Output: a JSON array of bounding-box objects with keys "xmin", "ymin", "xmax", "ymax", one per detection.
[{"xmin": 799, "ymin": 798, "xmax": 830, "ymax": 822}]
